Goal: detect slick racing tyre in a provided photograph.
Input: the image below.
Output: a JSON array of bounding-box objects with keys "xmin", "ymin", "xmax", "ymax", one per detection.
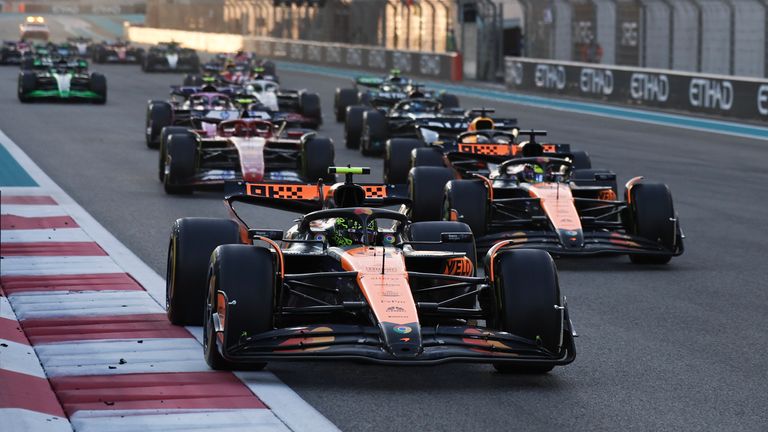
[
  {"xmin": 384, "ymin": 138, "xmax": 422, "ymax": 184},
  {"xmin": 407, "ymin": 221, "xmax": 477, "ymax": 308},
  {"xmin": 438, "ymin": 92, "xmax": 460, "ymax": 109},
  {"xmin": 166, "ymin": 218, "xmax": 241, "ymax": 326},
  {"xmin": 301, "ymin": 136, "xmax": 335, "ymax": 183},
  {"xmin": 335, "ymin": 88, "xmax": 358, "ymax": 122},
  {"xmin": 412, "ymin": 147, "xmax": 445, "ymax": 168},
  {"xmin": 163, "ymin": 133, "xmax": 197, "ymax": 194},
  {"xmin": 299, "ymin": 92, "xmax": 322, "ymax": 125},
  {"xmin": 344, "ymin": 105, "xmax": 368, "ymax": 149},
  {"xmin": 205, "ymin": 245, "xmax": 274, "ymax": 370},
  {"xmin": 18, "ymin": 72, "xmax": 36, "ymax": 103},
  {"xmin": 159, "ymin": 128, "xmax": 194, "ymax": 182},
  {"xmin": 443, "ymin": 180, "xmax": 488, "ymax": 237},
  {"xmin": 569, "ymin": 150, "xmax": 592, "ymax": 170},
  {"xmin": 408, "ymin": 166, "xmax": 455, "ymax": 222},
  {"xmin": 626, "ymin": 182, "xmax": 676, "ymax": 264},
  {"xmin": 146, "ymin": 101, "xmax": 172, "ymax": 148},
  {"xmin": 361, "ymin": 109, "xmax": 387, "ymax": 156},
  {"xmin": 90, "ymin": 73, "xmax": 107, "ymax": 104},
  {"xmin": 488, "ymin": 249, "xmax": 562, "ymax": 374}
]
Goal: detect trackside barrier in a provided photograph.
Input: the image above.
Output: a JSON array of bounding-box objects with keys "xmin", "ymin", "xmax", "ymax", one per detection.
[
  {"xmin": 125, "ymin": 25, "xmax": 463, "ymax": 82},
  {"xmin": 505, "ymin": 57, "xmax": 768, "ymax": 121}
]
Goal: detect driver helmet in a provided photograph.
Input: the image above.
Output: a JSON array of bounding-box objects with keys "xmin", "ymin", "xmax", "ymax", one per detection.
[
  {"xmin": 521, "ymin": 163, "xmax": 545, "ymax": 183},
  {"xmin": 330, "ymin": 217, "xmax": 378, "ymax": 246}
]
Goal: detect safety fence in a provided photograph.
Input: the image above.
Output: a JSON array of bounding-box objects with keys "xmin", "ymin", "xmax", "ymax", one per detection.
[
  {"xmin": 518, "ymin": 0, "xmax": 768, "ymax": 78},
  {"xmin": 1, "ymin": 1, "xmax": 145, "ymax": 14},
  {"xmin": 505, "ymin": 57, "xmax": 768, "ymax": 121},
  {"xmin": 125, "ymin": 25, "xmax": 463, "ymax": 81}
]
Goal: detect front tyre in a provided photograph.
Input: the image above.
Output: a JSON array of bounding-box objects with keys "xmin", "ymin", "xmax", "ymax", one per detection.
[
  {"xmin": 488, "ymin": 249, "xmax": 563, "ymax": 374},
  {"xmin": 204, "ymin": 245, "xmax": 274, "ymax": 370},
  {"xmin": 626, "ymin": 182, "xmax": 677, "ymax": 264},
  {"xmin": 166, "ymin": 218, "xmax": 241, "ymax": 326}
]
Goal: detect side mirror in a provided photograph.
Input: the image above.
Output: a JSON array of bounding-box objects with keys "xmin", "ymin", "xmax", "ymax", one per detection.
[
  {"xmin": 441, "ymin": 232, "xmax": 473, "ymax": 243},
  {"xmin": 249, "ymin": 229, "xmax": 284, "ymax": 241}
]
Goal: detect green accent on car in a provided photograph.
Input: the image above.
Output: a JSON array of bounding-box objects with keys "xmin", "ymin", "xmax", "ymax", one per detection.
[
  {"xmin": 356, "ymin": 76, "xmax": 383, "ymax": 85},
  {"xmin": 332, "ymin": 167, "xmax": 366, "ymax": 174},
  {"xmin": 26, "ymin": 89, "xmax": 102, "ymax": 99}
]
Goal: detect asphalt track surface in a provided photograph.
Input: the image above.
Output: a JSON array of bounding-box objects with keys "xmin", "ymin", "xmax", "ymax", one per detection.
[{"xmin": 1, "ymin": 63, "xmax": 767, "ymax": 432}]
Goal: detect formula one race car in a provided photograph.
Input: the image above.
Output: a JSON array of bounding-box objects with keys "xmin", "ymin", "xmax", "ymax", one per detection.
[
  {"xmin": 335, "ymin": 70, "xmax": 459, "ymax": 122},
  {"xmin": 165, "ymin": 167, "xmax": 575, "ymax": 372},
  {"xmin": 407, "ymin": 136, "xmax": 684, "ymax": 264},
  {"xmin": 142, "ymin": 42, "xmax": 199, "ymax": 72},
  {"xmin": 1, "ymin": 41, "xmax": 31, "ymax": 65},
  {"xmin": 18, "ymin": 57, "xmax": 106, "ymax": 103},
  {"xmin": 382, "ymin": 116, "xmax": 588, "ymax": 185},
  {"xmin": 145, "ymin": 89, "xmax": 243, "ymax": 147},
  {"xmin": 67, "ymin": 36, "xmax": 92, "ymax": 57},
  {"xmin": 158, "ymin": 118, "xmax": 335, "ymax": 194},
  {"xmin": 91, "ymin": 40, "xmax": 144, "ymax": 64}
]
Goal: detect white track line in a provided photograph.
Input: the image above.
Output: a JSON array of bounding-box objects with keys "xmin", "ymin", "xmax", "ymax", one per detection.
[
  {"xmin": 71, "ymin": 409, "xmax": 290, "ymax": 432},
  {"xmin": 0, "ymin": 408, "xmax": 71, "ymax": 432},
  {"xmin": 1, "ymin": 228, "xmax": 91, "ymax": 243},
  {"xmin": 1, "ymin": 122, "xmax": 340, "ymax": 431}
]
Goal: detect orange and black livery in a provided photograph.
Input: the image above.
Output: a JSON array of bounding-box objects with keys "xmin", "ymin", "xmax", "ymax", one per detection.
[{"xmin": 166, "ymin": 167, "xmax": 576, "ymax": 372}]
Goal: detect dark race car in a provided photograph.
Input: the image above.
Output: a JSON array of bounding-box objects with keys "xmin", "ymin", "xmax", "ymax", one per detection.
[
  {"xmin": 158, "ymin": 118, "xmax": 335, "ymax": 194},
  {"xmin": 91, "ymin": 40, "xmax": 144, "ymax": 64},
  {"xmin": 1, "ymin": 41, "xmax": 31, "ymax": 65},
  {"xmin": 335, "ymin": 70, "xmax": 460, "ymax": 122},
  {"xmin": 145, "ymin": 88, "xmax": 243, "ymax": 148},
  {"xmin": 382, "ymin": 111, "xmax": 592, "ymax": 185},
  {"xmin": 406, "ymin": 135, "xmax": 684, "ymax": 263},
  {"xmin": 18, "ymin": 57, "xmax": 106, "ymax": 104},
  {"xmin": 165, "ymin": 166, "xmax": 576, "ymax": 372},
  {"xmin": 142, "ymin": 42, "xmax": 199, "ymax": 73}
]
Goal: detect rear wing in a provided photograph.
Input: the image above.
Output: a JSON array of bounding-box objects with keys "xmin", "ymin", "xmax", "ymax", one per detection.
[
  {"xmin": 170, "ymin": 85, "xmax": 238, "ymax": 98},
  {"xmin": 224, "ymin": 180, "xmax": 409, "ymax": 214}
]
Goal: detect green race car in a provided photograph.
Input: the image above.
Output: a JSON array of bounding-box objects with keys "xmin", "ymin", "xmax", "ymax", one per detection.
[{"xmin": 18, "ymin": 57, "xmax": 106, "ymax": 103}]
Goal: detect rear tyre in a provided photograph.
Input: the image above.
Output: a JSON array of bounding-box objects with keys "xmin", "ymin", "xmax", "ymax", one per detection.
[
  {"xmin": 146, "ymin": 101, "xmax": 172, "ymax": 148},
  {"xmin": 412, "ymin": 147, "xmax": 445, "ymax": 168},
  {"xmin": 443, "ymin": 180, "xmax": 488, "ymax": 237},
  {"xmin": 570, "ymin": 169, "xmax": 617, "ymax": 194},
  {"xmin": 204, "ymin": 245, "xmax": 274, "ymax": 370},
  {"xmin": 408, "ymin": 166, "xmax": 454, "ymax": 222},
  {"xmin": 163, "ymin": 133, "xmax": 197, "ymax": 194},
  {"xmin": 569, "ymin": 150, "xmax": 591, "ymax": 170},
  {"xmin": 166, "ymin": 218, "xmax": 240, "ymax": 326},
  {"xmin": 17, "ymin": 72, "xmax": 36, "ymax": 103},
  {"xmin": 334, "ymin": 88, "xmax": 357, "ymax": 122},
  {"xmin": 301, "ymin": 136, "xmax": 335, "ymax": 183},
  {"xmin": 438, "ymin": 93, "xmax": 460, "ymax": 109},
  {"xmin": 407, "ymin": 221, "xmax": 477, "ymax": 308},
  {"xmin": 384, "ymin": 138, "xmax": 422, "ymax": 184},
  {"xmin": 89, "ymin": 73, "xmax": 107, "ymax": 104},
  {"xmin": 299, "ymin": 92, "xmax": 322, "ymax": 125},
  {"xmin": 361, "ymin": 110, "xmax": 387, "ymax": 156},
  {"xmin": 626, "ymin": 182, "xmax": 676, "ymax": 264},
  {"xmin": 159, "ymin": 129, "xmax": 194, "ymax": 182},
  {"xmin": 489, "ymin": 249, "xmax": 562, "ymax": 374},
  {"xmin": 344, "ymin": 105, "xmax": 367, "ymax": 149}
]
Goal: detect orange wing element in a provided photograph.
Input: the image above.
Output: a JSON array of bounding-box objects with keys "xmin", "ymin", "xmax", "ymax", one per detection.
[
  {"xmin": 527, "ymin": 183, "xmax": 582, "ymax": 232},
  {"xmin": 279, "ymin": 326, "xmax": 334, "ymax": 352},
  {"xmin": 442, "ymin": 257, "xmax": 474, "ymax": 276},
  {"xmin": 458, "ymin": 143, "xmax": 513, "ymax": 156},
  {"xmin": 340, "ymin": 247, "xmax": 418, "ymax": 326},
  {"xmin": 624, "ymin": 176, "xmax": 644, "ymax": 204},
  {"xmin": 245, "ymin": 183, "xmax": 387, "ymax": 200}
]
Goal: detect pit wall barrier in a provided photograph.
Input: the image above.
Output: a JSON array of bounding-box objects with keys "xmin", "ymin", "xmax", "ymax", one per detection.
[
  {"xmin": 125, "ymin": 25, "xmax": 463, "ymax": 82},
  {"xmin": 505, "ymin": 57, "xmax": 768, "ymax": 122}
]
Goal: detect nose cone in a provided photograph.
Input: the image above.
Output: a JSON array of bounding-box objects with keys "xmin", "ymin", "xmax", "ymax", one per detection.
[
  {"xmin": 382, "ymin": 322, "xmax": 422, "ymax": 359},
  {"xmin": 558, "ymin": 229, "xmax": 584, "ymax": 249}
]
